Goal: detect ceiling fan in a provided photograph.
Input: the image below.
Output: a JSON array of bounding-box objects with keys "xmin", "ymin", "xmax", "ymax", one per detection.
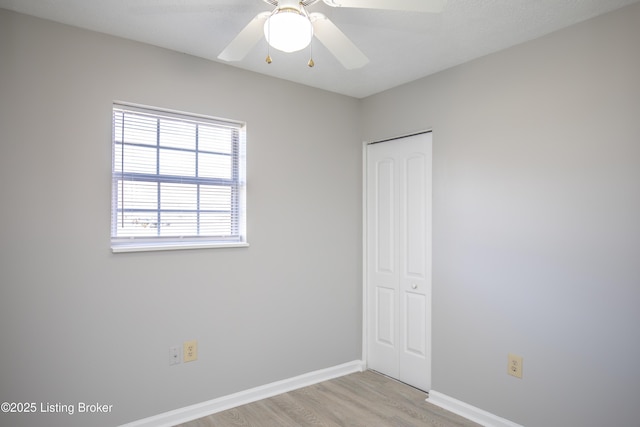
[{"xmin": 218, "ymin": 0, "xmax": 447, "ymax": 69}]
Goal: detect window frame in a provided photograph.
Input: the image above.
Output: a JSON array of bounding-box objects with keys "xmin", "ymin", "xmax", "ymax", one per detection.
[{"xmin": 110, "ymin": 102, "xmax": 248, "ymax": 253}]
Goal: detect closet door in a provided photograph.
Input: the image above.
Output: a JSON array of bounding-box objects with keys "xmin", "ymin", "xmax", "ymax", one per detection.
[{"xmin": 366, "ymin": 132, "xmax": 432, "ymax": 391}]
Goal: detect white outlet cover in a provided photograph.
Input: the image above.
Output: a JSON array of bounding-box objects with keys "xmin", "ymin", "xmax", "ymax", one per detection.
[{"xmin": 169, "ymin": 346, "xmax": 181, "ymax": 365}]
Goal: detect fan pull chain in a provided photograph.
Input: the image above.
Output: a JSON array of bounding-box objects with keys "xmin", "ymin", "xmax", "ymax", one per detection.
[
  {"xmin": 307, "ymin": 24, "xmax": 314, "ymax": 67},
  {"xmin": 266, "ymin": 16, "xmax": 272, "ymax": 64}
]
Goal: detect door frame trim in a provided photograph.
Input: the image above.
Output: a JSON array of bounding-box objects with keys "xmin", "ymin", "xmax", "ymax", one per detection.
[{"xmin": 361, "ymin": 140, "xmax": 369, "ymax": 367}]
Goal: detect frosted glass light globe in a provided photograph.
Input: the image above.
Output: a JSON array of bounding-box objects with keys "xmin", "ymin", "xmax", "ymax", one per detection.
[{"xmin": 264, "ymin": 10, "xmax": 313, "ymax": 53}]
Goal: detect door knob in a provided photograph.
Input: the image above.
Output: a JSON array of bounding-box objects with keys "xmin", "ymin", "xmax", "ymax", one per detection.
[{"xmin": 411, "ymin": 283, "xmax": 417, "ymax": 289}]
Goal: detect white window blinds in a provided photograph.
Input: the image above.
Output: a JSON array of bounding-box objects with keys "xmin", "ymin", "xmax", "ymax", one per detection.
[{"xmin": 111, "ymin": 103, "xmax": 246, "ymax": 252}]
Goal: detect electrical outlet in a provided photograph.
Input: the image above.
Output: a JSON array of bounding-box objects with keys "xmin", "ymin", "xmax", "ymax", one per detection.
[
  {"xmin": 169, "ymin": 346, "xmax": 181, "ymax": 366},
  {"xmin": 183, "ymin": 340, "xmax": 198, "ymax": 363},
  {"xmin": 508, "ymin": 353, "xmax": 523, "ymax": 378}
]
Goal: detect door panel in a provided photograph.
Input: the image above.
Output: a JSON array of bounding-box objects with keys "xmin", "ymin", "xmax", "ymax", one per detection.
[
  {"xmin": 404, "ymin": 292, "xmax": 427, "ymax": 356},
  {"xmin": 404, "ymin": 154, "xmax": 427, "ymax": 278},
  {"xmin": 375, "ymin": 159, "xmax": 395, "ymax": 274},
  {"xmin": 367, "ymin": 152, "xmax": 398, "ymax": 376},
  {"xmin": 376, "ymin": 287, "xmax": 395, "ymax": 347},
  {"xmin": 366, "ymin": 132, "xmax": 432, "ymax": 392}
]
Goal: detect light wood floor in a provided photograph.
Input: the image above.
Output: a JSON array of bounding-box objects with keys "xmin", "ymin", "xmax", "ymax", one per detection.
[{"xmin": 176, "ymin": 370, "xmax": 481, "ymax": 427}]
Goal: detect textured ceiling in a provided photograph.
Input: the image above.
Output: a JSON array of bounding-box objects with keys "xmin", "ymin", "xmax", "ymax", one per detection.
[{"xmin": 1, "ymin": 0, "xmax": 638, "ymax": 98}]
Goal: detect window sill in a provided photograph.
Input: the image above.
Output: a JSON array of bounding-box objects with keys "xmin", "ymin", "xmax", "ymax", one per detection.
[{"xmin": 111, "ymin": 241, "xmax": 250, "ymax": 253}]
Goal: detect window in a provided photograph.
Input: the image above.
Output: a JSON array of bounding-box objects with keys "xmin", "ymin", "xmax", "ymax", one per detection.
[{"xmin": 111, "ymin": 103, "xmax": 246, "ymax": 252}]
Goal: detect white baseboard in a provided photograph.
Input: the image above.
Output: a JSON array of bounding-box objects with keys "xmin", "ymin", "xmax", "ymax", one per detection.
[
  {"xmin": 120, "ymin": 360, "xmax": 365, "ymax": 427},
  {"xmin": 427, "ymin": 390, "xmax": 523, "ymax": 427}
]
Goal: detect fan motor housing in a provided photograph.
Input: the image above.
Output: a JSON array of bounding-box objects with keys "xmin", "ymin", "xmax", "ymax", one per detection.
[{"xmin": 263, "ymin": 0, "xmax": 320, "ymax": 7}]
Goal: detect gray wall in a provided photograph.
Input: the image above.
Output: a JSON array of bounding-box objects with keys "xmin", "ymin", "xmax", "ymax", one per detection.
[
  {"xmin": 2, "ymin": 3, "xmax": 640, "ymax": 427},
  {"xmin": 0, "ymin": 10, "xmax": 362, "ymax": 427},
  {"xmin": 361, "ymin": 3, "xmax": 640, "ymax": 426}
]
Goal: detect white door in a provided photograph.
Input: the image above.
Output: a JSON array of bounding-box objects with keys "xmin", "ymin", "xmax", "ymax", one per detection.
[{"xmin": 366, "ymin": 132, "xmax": 432, "ymax": 391}]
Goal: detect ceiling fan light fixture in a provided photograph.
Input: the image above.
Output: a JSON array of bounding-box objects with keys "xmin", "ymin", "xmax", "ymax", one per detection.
[{"xmin": 264, "ymin": 7, "xmax": 313, "ymax": 53}]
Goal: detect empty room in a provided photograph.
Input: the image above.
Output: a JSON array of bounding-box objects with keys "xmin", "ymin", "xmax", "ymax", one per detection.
[{"xmin": 1, "ymin": 1, "xmax": 639, "ymax": 426}]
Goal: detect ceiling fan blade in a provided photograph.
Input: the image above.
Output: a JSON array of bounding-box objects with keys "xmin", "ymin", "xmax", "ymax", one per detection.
[
  {"xmin": 322, "ymin": 0, "xmax": 447, "ymax": 13},
  {"xmin": 217, "ymin": 12, "xmax": 270, "ymax": 62},
  {"xmin": 311, "ymin": 14, "xmax": 369, "ymax": 70}
]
